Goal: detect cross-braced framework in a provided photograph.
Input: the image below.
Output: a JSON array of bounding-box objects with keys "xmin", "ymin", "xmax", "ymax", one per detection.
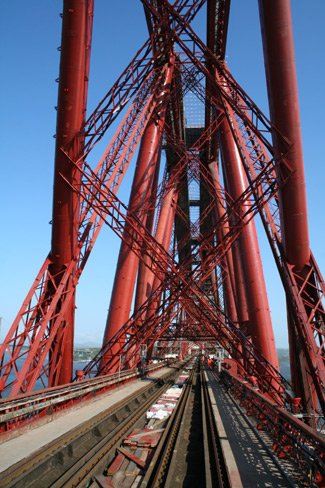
[{"xmin": 1, "ymin": 1, "xmax": 324, "ymax": 435}]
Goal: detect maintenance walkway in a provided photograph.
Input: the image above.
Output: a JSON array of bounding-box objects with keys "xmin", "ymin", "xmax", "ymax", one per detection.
[
  {"xmin": 0, "ymin": 366, "xmax": 174, "ymax": 474},
  {"xmin": 205, "ymin": 370, "xmax": 297, "ymax": 487}
]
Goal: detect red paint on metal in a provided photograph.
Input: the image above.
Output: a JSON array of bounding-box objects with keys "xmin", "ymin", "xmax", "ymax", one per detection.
[
  {"xmin": 50, "ymin": 0, "xmax": 93, "ymax": 385},
  {"xmin": 102, "ymin": 118, "xmax": 162, "ymax": 356},
  {"xmin": 223, "ymin": 369, "xmax": 325, "ymax": 484},
  {"xmin": 180, "ymin": 341, "xmax": 189, "ymax": 359},
  {"xmin": 1, "ymin": 0, "xmax": 324, "ymax": 446},
  {"xmin": 231, "ymin": 242, "xmax": 249, "ymax": 324},
  {"xmin": 134, "ymin": 158, "xmax": 161, "ymax": 312},
  {"xmin": 258, "ymin": 0, "xmax": 310, "ymax": 271},
  {"xmin": 146, "ymin": 189, "xmax": 178, "ymax": 361},
  {"xmin": 221, "ymin": 168, "xmax": 250, "ymax": 326},
  {"xmin": 124, "ymin": 428, "xmax": 163, "ymax": 448},
  {"xmin": 117, "ymin": 446, "xmax": 147, "ymax": 469},
  {"xmin": 0, "ymin": 75, "xmax": 164, "ymax": 396},
  {"xmin": 208, "ymin": 161, "xmax": 238, "ymax": 323},
  {"xmin": 0, "ymin": 368, "xmax": 143, "ymax": 438},
  {"xmin": 259, "ymin": 0, "xmax": 325, "ymax": 416},
  {"xmin": 101, "ymin": 60, "xmax": 175, "ymax": 367},
  {"xmin": 145, "ymin": 172, "xmax": 179, "ymax": 323},
  {"xmin": 219, "ymin": 117, "xmax": 279, "ymax": 370}
]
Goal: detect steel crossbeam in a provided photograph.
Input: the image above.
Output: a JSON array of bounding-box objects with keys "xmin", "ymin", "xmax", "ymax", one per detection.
[
  {"xmin": 220, "ymin": 95, "xmax": 325, "ymax": 416},
  {"xmin": 72, "ymin": 117, "xmax": 288, "ymax": 403},
  {"xmin": 0, "ymin": 67, "xmax": 171, "ymax": 395},
  {"xmin": 0, "ymin": 0, "xmax": 207, "ymax": 396},
  {"xmin": 1, "ymin": 0, "xmax": 324, "ymax": 448},
  {"xmin": 143, "ymin": 0, "xmax": 325, "ymax": 418}
]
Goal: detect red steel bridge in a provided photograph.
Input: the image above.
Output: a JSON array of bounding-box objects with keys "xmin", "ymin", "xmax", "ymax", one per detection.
[{"xmin": 1, "ymin": 0, "xmax": 325, "ymax": 484}]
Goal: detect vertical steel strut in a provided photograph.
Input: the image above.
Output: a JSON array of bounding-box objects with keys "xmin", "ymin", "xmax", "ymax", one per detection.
[
  {"xmin": 0, "ymin": 0, "xmax": 204, "ymax": 397},
  {"xmin": 1, "ymin": 1, "xmax": 324, "ymax": 439},
  {"xmin": 219, "ymin": 116, "xmax": 279, "ymax": 370},
  {"xmin": 258, "ymin": 0, "xmax": 319, "ymax": 415},
  {"xmin": 50, "ymin": 0, "xmax": 93, "ymax": 386},
  {"xmin": 101, "ymin": 57, "xmax": 175, "ymax": 367}
]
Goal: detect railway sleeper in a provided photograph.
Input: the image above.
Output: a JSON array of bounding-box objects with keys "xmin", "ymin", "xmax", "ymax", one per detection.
[{"xmin": 0, "ymin": 369, "xmax": 180, "ymax": 488}]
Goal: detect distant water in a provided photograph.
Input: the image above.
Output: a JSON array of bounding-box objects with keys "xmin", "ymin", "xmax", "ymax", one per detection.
[
  {"xmin": 0, "ymin": 356, "xmax": 90, "ymax": 398},
  {"xmin": 278, "ymin": 348, "xmax": 290, "ymax": 381},
  {"xmin": 1, "ymin": 350, "xmax": 291, "ymax": 398}
]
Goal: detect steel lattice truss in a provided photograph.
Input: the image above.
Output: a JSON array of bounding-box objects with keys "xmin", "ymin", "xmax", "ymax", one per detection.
[{"xmin": 0, "ymin": 0, "xmax": 324, "ymax": 430}]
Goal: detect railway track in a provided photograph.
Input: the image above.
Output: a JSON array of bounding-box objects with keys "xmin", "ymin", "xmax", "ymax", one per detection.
[
  {"xmin": 1, "ymin": 362, "xmax": 231, "ymax": 487},
  {"xmin": 0, "ymin": 367, "xmax": 180, "ymax": 488},
  {"xmin": 141, "ymin": 363, "xmax": 230, "ymax": 488},
  {"xmin": 1, "ymin": 364, "xmax": 316, "ymax": 488}
]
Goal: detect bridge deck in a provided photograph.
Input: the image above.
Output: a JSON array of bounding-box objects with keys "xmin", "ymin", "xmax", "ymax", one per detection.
[
  {"xmin": 206, "ymin": 370, "xmax": 297, "ymax": 487},
  {"xmin": 0, "ymin": 366, "xmax": 172, "ymax": 474},
  {"xmin": 0, "ymin": 367, "xmax": 298, "ymax": 487}
]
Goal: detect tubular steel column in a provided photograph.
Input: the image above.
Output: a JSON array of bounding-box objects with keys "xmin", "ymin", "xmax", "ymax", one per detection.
[
  {"xmin": 146, "ymin": 184, "xmax": 178, "ymax": 360},
  {"xmin": 258, "ymin": 0, "xmax": 314, "ymax": 407},
  {"xmin": 219, "ymin": 119, "xmax": 279, "ymax": 370},
  {"xmin": 145, "ymin": 173, "xmax": 179, "ymax": 322},
  {"xmin": 134, "ymin": 159, "xmax": 161, "ymax": 312},
  {"xmin": 258, "ymin": 0, "xmax": 310, "ymax": 270},
  {"xmin": 50, "ymin": 0, "xmax": 92, "ymax": 385},
  {"xmin": 231, "ymin": 240, "xmax": 250, "ymax": 325},
  {"xmin": 209, "ymin": 159, "xmax": 248, "ymax": 366},
  {"xmin": 102, "ymin": 121, "xmax": 162, "ymax": 346},
  {"xmin": 101, "ymin": 60, "xmax": 174, "ymax": 359},
  {"xmin": 221, "ymin": 167, "xmax": 250, "ymax": 327},
  {"xmin": 208, "ymin": 161, "xmax": 238, "ymax": 324},
  {"xmin": 127, "ymin": 171, "xmax": 178, "ymax": 368}
]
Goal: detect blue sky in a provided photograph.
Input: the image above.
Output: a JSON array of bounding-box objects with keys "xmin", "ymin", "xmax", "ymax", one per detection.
[{"xmin": 0, "ymin": 1, "xmax": 324, "ymax": 348}]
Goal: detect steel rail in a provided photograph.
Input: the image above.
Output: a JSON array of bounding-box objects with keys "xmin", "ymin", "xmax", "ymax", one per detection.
[
  {"xmin": 141, "ymin": 363, "xmax": 230, "ymax": 487},
  {"xmin": 0, "ymin": 367, "xmax": 180, "ymax": 488},
  {"xmin": 201, "ymin": 369, "xmax": 230, "ymax": 487},
  {"xmin": 140, "ymin": 367, "xmax": 195, "ymax": 486}
]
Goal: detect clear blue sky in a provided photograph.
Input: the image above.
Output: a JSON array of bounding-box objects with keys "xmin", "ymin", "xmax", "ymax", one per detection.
[{"xmin": 0, "ymin": 1, "xmax": 324, "ymax": 348}]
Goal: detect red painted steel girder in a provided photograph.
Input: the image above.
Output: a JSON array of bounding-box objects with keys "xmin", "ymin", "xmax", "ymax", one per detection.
[
  {"xmin": 219, "ymin": 115, "xmax": 278, "ymax": 370},
  {"xmin": 207, "ymin": 162, "xmax": 238, "ymax": 324},
  {"xmin": 258, "ymin": 0, "xmax": 323, "ymax": 418},
  {"xmin": 205, "ymin": 0, "xmax": 243, "ymax": 327},
  {"xmin": 102, "ymin": 57, "xmax": 174, "ymax": 350},
  {"xmin": 101, "ymin": 3, "xmax": 178, "ymax": 360},
  {"xmin": 73, "ymin": 88, "xmax": 312, "ymax": 404},
  {"xmin": 50, "ymin": 0, "xmax": 93, "ymax": 386},
  {"xmin": 134, "ymin": 160, "xmax": 160, "ymax": 312},
  {"xmin": 223, "ymin": 369, "xmax": 325, "ymax": 477},
  {"xmin": 206, "ymin": 0, "xmax": 230, "ymax": 61},
  {"xmin": 209, "ymin": 161, "xmax": 250, "ymax": 324},
  {"xmin": 206, "ymin": 0, "xmax": 250, "ymax": 329},
  {"xmin": 144, "ymin": 166, "xmax": 180, "ymax": 325},
  {"xmin": 220, "ymin": 92, "xmax": 325, "ymax": 415},
  {"xmin": 0, "ymin": 67, "xmax": 169, "ymax": 396},
  {"xmin": 74, "ymin": 117, "xmax": 287, "ymax": 403},
  {"xmin": 2, "ymin": 1, "xmax": 324, "ymax": 439},
  {"xmin": 100, "ymin": 125, "xmax": 159, "ymax": 363},
  {"xmin": 147, "ymin": 0, "xmax": 325, "ymax": 416},
  {"xmin": 0, "ymin": 0, "xmax": 206, "ymax": 395},
  {"xmin": 258, "ymin": 0, "xmax": 310, "ymax": 270}
]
